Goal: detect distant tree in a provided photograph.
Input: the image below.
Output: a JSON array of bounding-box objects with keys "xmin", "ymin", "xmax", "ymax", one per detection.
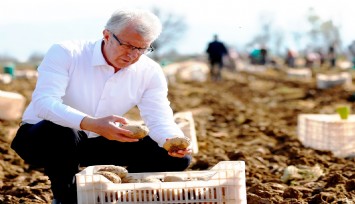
[
  {"xmin": 0, "ymin": 54, "xmax": 18, "ymax": 64},
  {"xmin": 247, "ymin": 12, "xmax": 288, "ymax": 56},
  {"xmin": 291, "ymin": 31, "xmax": 303, "ymax": 51},
  {"xmin": 28, "ymin": 52, "xmax": 44, "ymax": 65},
  {"xmin": 248, "ymin": 13, "xmax": 273, "ymax": 47},
  {"xmin": 272, "ymin": 29, "xmax": 284, "ymax": 56},
  {"xmin": 150, "ymin": 7, "xmax": 188, "ymax": 60},
  {"xmin": 306, "ymin": 7, "xmax": 321, "ymax": 47},
  {"xmin": 306, "ymin": 7, "xmax": 342, "ymax": 50},
  {"xmin": 320, "ymin": 20, "xmax": 341, "ymax": 47}
]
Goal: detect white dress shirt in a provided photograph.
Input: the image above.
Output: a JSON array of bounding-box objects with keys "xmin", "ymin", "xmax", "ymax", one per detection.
[{"xmin": 22, "ymin": 39, "xmax": 184, "ymax": 147}]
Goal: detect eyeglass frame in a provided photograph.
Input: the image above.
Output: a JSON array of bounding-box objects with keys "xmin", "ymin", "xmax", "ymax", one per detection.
[{"xmin": 110, "ymin": 32, "xmax": 154, "ymax": 54}]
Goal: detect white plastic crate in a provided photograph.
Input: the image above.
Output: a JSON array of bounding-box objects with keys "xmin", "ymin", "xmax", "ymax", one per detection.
[
  {"xmin": 298, "ymin": 114, "xmax": 355, "ymax": 157},
  {"xmin": 76, "ymin": 161, "xmax": 246, "ymax": 204},
  {"xmin": 286, "ymin": 68, "xmax": 312, "ymax": 79},
  {"xmin": 316, "ymin": 72, "xmax": 352, "ymax": 89},
  {"xmin": 0, "ymin": 90, "xmax": 26, "ymax": 120},
  {"xmin": 174, "ymin": 111, "xmax": 199, "ymax": 154}
]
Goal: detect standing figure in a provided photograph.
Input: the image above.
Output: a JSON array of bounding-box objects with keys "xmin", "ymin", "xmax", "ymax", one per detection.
[
  {"xmin": 349, "ymin": 41, "xmax": 355, "ymax": 69},
  {"xmin": 206, "ymin": 34, "xmax": 228, "ymax": 81},
  {"xmin": 259, "ymin": 46, "xmax": 268, "ymax": 65},
  {"xmin": 285, "ymin": 48, "xmax": 296, "ymax": 68},
  {"xmin": 11, "ymin": 8, "xmax": 192, "ymax": 204},
  {"xmin": 328, "ymin": 44, "xmax": 337, "ymax": 68}
]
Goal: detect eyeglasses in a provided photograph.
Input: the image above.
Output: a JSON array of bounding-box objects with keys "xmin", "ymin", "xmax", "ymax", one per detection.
[{"xmin": 111, "ymin": 32, "xmax": 154, "ymax": 54}]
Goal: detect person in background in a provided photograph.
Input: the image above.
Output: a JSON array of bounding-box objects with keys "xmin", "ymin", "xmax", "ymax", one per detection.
[
  {"xmin": 259, "ymin": 46, "xmax": 268, "ymax": 65},
  {"xmin": 11, "ymin": 8, "xmax": 192, "ymax": 204},
  {"xmin": 328, "ymin": 43, "xmax": 337, "ymax": 68},
  {"xmin": 347, "ymin": 41, "xmax": 355, "ymax": 102},
  {"xmin": 348, "ymin": 40, "xmax": 355, "ymax": 69},
  {"xmin": 285, "ymin": 48, "xmax": 296, "ymax": 68},
  {"xmin": 206, "ymin": 34, "xmax": 228, "ymax": 81},
  {"xmin": 316, "ymin": 48, "xmax": 326, "ymax": 67}
]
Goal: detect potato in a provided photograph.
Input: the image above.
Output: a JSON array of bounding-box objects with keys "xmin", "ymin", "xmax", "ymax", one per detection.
[
  {"xmin": 121, "ymin": 176, "xmax": 140, "ymax": 183},
  {"xmin": 163, "ymin": 175, "xmax": 184, "ymax": 182},
  {"xmin": 122, "ymin": 176, "xmax": 161, "ymax": 183},
  {"xmin": 163, "ymin": 137, "xmax": 190, "ymax": 152},
  {"xmin": 96, "ymin": 166, "xmax": 128, "ymax": 178},
  {"xmin": 122, "ymin": 124, "xmax": 149, "ymax": 139},
  {"xmin": 141, "ymin": 177, "xmax": 162, "ymax": 183},
  {"xmin": 95, "ymin": 171, "xmax": 122, "ymax": 183}
]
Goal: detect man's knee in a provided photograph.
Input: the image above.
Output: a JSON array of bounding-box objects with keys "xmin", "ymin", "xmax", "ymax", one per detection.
[
  {"xmin": 180, "ymin": 154, "xmax": 192, "ymax": 170},
  {"xmin": 170, "ymin": 155, "xmax": 192, "ymax": 171},
  {"xmin": 11, "ymin": 120, "xmax": 82, "ymax": 166}
]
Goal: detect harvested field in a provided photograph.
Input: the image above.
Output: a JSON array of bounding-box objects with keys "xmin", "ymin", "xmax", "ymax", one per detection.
[{"xmin": 1, "ymin": 65, "xmax": 355, "ymax": 203}]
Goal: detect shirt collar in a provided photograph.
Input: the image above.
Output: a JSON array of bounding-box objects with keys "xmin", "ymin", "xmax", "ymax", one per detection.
[{"xmin": 91, "ymin": 39, "xmax": 108, "ymax": 67}]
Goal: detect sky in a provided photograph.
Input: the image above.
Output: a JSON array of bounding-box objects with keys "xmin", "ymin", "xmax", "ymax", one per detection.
[{"xmin": 1, "ymin": 0, "xmax": 354, "ymax": 62}]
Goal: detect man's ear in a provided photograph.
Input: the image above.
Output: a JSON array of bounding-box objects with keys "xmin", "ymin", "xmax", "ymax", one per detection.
[{"xmin": 102, "ymin": 29, "xmax": 110, "ymax": 42}]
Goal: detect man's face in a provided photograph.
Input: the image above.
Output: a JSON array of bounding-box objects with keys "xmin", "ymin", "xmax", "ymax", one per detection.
[{"xmin": 102, "ymin": 25, "xmax": 151, "ymax": 70}]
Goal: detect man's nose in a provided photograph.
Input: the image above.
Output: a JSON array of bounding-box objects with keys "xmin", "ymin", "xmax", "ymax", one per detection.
[{"xmin": 127, "ymin": 49, "xmax": 140, "ymax": 58}]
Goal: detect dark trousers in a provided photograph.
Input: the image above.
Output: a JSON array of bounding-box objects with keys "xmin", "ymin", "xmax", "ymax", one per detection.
[
  {"xmin": 11, "ymin": 120, "xmax": 192, "ymax": 204},
  {"xmin": 209, "ymin": 59, "xmax": 223, "ymax": 81}
]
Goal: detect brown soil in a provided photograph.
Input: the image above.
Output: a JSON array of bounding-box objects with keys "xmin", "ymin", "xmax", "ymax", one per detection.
[{"xmin": 1, "ymin": 67, "xmax": 355, "ymax": 203}]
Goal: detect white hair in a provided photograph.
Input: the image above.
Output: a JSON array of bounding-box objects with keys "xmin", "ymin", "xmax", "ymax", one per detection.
[{"xmin": 105, "ymin": 8, "xmax": 162, "ymax": 43}]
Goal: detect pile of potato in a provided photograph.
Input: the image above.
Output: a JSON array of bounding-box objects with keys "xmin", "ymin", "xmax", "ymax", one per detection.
[
  {"xmin": 93, "ymin": 165, "xmax": 220, "ymax": 202},
  {"xmin": 94, "ymin": 165, "xmax": 186, "ymax": 183}
]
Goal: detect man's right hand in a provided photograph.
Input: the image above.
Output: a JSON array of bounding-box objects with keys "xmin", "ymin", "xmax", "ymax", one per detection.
[{"xmin": 80, "ymin": 115, "xmax": 139, "ymax": 142}]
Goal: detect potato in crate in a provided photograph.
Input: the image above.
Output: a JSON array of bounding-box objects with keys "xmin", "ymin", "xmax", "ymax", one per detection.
[{"xmin": 75, "ymin": 161, "xmax": 246, "ymax": 204}]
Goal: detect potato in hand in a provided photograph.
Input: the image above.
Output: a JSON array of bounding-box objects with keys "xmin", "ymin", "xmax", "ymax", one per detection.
[
  {"xmin": 163, "ymin": 136, "xmax": 190, "ymax": 152},
  {"xmin": 121, "ymin": 124, "xmax": 149, "ymax": 139}
]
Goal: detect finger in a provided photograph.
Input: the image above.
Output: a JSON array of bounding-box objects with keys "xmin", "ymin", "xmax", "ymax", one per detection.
[
  {"xmin": 170, "ymin": 150, "xmax": 187, "ymax": 157},
  {"xmin": 112, "ymin": 115, "xmax": 129, "ymax": 125},
  {"xmin": 111, "ymin": 123, "xmax": 134, "ymax": 136},
  {"xmin": 168, "ymin": 151, "xmax": 184, "ymax": 158},
  {"xmin": 176, "ymin": 149, "xmax": 192, "ymax": 155}
]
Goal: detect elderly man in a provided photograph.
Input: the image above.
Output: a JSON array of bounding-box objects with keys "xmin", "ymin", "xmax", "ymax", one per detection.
[{"xmin": 11, "ymin": 8, "xmax": 192, "ymax": 204}]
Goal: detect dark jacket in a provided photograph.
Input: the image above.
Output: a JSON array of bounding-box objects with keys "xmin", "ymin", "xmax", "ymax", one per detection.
[{"xmin": 206, "ymin": 40, "xmax": 228, "ymax": 62}]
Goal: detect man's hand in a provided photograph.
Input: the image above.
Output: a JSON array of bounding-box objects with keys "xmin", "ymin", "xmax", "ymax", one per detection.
[
  {"xmin": 163, "ymin": 137, "xmax": 192, "ymax": 158},
  {"xmin": 168, "ymin": 148, "xmax": 192, "ymax": 158},
  {"xmin": 80, "ymin": 115, "xmax": 139, "ymax": 142}
]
